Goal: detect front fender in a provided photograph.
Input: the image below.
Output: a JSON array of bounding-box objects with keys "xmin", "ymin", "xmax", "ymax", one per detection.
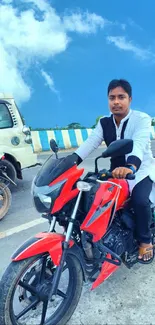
[{"xmin": 12, "ymin": 232, "xmax": 74, "ymax": 266}]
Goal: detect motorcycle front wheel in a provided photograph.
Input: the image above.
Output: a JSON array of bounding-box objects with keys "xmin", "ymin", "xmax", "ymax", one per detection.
[{"xmin": 0, "ymin": 252, "xmax": 83, "ymax": 325}]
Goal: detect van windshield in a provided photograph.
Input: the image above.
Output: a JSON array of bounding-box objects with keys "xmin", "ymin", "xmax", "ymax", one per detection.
[{"xmin": 0, "ymin": 103, "xmax": 13, "ymax": 129}]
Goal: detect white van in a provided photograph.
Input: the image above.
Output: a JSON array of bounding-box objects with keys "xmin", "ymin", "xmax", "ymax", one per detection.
[{"xmin": 0, "ymin": 93, "xmax": 38, "ymax": 181}]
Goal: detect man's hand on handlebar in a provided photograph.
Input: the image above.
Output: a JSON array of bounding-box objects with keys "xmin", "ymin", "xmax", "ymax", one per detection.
[{"xmin": 112, "ymin": 167, "xmax": 133, "ymax": 179}]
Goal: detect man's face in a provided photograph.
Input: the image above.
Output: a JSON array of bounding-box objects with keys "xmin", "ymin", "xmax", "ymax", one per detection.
[{"xmin": 108, "ymin": 86, "xmax": 132, "ymax": 117}]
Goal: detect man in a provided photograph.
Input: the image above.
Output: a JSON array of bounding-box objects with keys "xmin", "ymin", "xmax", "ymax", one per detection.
[{"xmin": 74, "ymin": 79, "xmax": 155, "ymax": 263}]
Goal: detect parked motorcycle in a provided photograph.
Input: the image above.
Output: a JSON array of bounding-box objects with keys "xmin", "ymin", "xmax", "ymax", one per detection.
[
  {"xmin": 0, "ymin": 139, "xmax": 155, "ymax": 325},
  {"xmin": 0, "ymin": 153, "xmax": 16, "ymax": 220}
]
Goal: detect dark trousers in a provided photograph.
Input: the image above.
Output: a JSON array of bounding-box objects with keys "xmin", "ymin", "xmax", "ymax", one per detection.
[{"xmin": 131, "ymin": 176, "xmax": 153, "ymax": 244}]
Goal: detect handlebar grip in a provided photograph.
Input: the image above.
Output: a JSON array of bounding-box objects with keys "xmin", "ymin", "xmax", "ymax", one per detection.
[
  {"xmin": 126, "ymin": 173, "xmax": 135, "ymax": 180},
  {"xmin": 106, "ymin": 171, "xmax": 135, "ymax": 180}
]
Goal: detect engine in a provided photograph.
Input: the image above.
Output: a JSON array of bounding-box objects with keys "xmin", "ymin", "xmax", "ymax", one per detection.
[{"xmin": 102, "ymin": 213, "xmax": 135, "ymax": 256}]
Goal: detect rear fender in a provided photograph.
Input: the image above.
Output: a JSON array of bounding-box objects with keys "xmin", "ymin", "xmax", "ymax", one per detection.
[{"xmin": 12, "ymin": 232, "xmax": 74, "ymax": 266}]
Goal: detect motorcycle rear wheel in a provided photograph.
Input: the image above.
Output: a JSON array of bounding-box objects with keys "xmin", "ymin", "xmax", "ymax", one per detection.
[{"xmin": 0, "ymin": 253, "xmax": 83, "ymax": 325}]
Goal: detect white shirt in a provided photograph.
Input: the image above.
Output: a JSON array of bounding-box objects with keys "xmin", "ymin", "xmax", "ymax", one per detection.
[
  {"xmin": 112, "ymin": 110, "xmax": 132, "ymax": 140},
  {"xmin": 75, "ymin": 110, "xmax": 155, "ymax": 205}
]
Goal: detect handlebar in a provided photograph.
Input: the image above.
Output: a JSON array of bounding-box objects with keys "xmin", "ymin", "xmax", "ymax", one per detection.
[
  {"xmin": 103, "ymin": 170, "xmax": 135, "ymax": 180},
  {"xmin": 95, "ymin": 156, "xmax": 135, "ymax": 180}
]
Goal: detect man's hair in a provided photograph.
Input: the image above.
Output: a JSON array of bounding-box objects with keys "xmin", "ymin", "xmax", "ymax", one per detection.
[{"xmin": 107, "ymin": 79, "xmax": 132, "ymax": 97}]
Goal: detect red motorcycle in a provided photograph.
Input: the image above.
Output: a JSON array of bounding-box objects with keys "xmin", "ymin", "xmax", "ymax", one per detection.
[{"xmin": 0, "ymin": 139, "xmax": 155, "ymax": 325}]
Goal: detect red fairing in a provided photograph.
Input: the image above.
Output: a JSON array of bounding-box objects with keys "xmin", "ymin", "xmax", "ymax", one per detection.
[
  {"xmin": 81, "ymin": 179, "xmax": 129, "ymax": 242},
  {"xmin": 12, "ymin": 232, "xmax": 74, "ymax": 266},
  {"xmin": 112, "ymin": 179, "xmax": 129, "ymax": 210},
  {"xmin": 51, "ymin": 165, "xmax": 84, "ymax": 214},
  {"xmin": 91, "ymin": 254, "xmax": 119, "ymax": 290}
]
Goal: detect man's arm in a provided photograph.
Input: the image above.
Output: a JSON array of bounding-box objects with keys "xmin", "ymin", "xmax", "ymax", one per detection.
[
  {"xmin": 112, "ymin": 113, "xmax": 152, "ymax": 179},
  {"xmin": 125, "ymin": 114, "xmax": 152, "ymax": 170},
  {"xmin": 75, "ymin": 119, "xmax": 104, "ymax": 162}
]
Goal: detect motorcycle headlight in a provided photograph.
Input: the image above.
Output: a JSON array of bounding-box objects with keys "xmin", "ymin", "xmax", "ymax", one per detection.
[
  {"xmin": 32, "ymin": 179, "xmax": 66, "ymax": 213},
  {"xmin": 38, "ymin": 194, "xmax": 52, "ymax": 209}
]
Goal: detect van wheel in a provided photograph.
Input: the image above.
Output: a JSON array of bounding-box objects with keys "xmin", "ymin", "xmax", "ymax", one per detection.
[{"xmin": 0, "ymin": 160, "xmax": 16, "ymax": 183}]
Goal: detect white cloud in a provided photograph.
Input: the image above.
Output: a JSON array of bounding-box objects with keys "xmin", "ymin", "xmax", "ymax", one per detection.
[
  {"xmin": 128, "ymin": 19, "xmax": 143, "ymax": 31},
  {"xmin": 0, "ymin": 43, "xmax": 31, "ymax": 102},
  {"xmin": 41, "ymin": 69, "xmax": 60, "ymax": 100},
  {"xmin": 25, "ymin": 0, "xmax": 50, "ymax": 12},
  {"xmin": 0, "ymin": 0, "xmax": 105, "ymax": 104},
  {"xmin": 107, "ymin": 36, "xmax": 155, "ymax": 61},
  {"xmin": 63, "ymin": 12, "xmax": 106, "ymax": 34}
]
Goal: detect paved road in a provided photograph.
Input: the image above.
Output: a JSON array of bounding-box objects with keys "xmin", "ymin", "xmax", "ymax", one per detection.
[{"xmin": 0, "ymin": 140, "xmax": 155, "ymax": 325}]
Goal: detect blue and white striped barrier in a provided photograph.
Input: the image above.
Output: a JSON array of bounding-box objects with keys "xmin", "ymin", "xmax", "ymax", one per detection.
[
  {"xmin": 31, "ymin": 128, "xmax": 93, "ymax": 152},
  {"xmin": 32, "ymin": 126, "xmax": 155, "ymax": 152}
]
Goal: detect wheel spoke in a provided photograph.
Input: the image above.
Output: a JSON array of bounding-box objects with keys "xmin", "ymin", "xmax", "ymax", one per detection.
[
  {"xmin": 40, "ymin": 301, "xmax": 48, "ymax": 325},
  {"xmin": 57, "ymin": 289, "xmax": 67, "ymax": 299},
  {"xmin": 16, "ymin": 299, "xmax": 39, "ymax": 320},
  {"xmin": 19, "ymin": 280, "xmax": 38, "ymax": 296},
  {"xmin": 10, "ymin": 256, "xmax": 75, "ymax": 325},
  {"xmin": 62, "ymin": 264, "xmax": 68, "ymax": 272}
]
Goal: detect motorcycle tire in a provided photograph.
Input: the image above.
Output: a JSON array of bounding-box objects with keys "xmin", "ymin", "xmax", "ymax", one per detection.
[
  {"xmin": 0, "ymin": 252, "xmax": 83, "ymax": 325},
  {"xmin": 0, "ymin": 182, "xmax": 11, "ymax": 220}
]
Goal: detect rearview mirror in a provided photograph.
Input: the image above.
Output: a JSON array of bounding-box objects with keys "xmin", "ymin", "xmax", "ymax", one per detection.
[
  {"xmin": 22, "ymin": 125, "xmax": 31, "ymax": 135},
  {"xmin": 102, "ymin": 139, "xmax": 133, "ymax": 158},
  {"xmin": 50, "ymin": 139, "xmax": 59, "ymax": 153}
]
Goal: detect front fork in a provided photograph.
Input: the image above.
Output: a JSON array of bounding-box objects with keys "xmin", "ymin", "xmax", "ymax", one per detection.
[{"xmin": 49, "ymin": 190, "xmax": 83, "ymax": 300}]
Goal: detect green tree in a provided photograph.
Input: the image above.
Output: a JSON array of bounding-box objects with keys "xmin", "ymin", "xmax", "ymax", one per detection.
[
  {"xmin": 152, "ymin": 118, "xmax": 155, "ymax": 126},
  {"xmin": 67, "ymin": 122, "xmax": 84, "ymax": 129},
  {"xmin": 91, "ymin": 115, "xmax": 103, "ymax": 128}
]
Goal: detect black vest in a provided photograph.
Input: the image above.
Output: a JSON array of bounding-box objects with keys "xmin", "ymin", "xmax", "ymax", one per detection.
[{"xmin": 100, "ymin": 116, "xmax": 129, "ymax": 171}]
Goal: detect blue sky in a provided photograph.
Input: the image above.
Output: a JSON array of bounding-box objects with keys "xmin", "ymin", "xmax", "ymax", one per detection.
[{"xmin": 0, "ymin": 0, "xmax": 155, "ymax": 128}]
